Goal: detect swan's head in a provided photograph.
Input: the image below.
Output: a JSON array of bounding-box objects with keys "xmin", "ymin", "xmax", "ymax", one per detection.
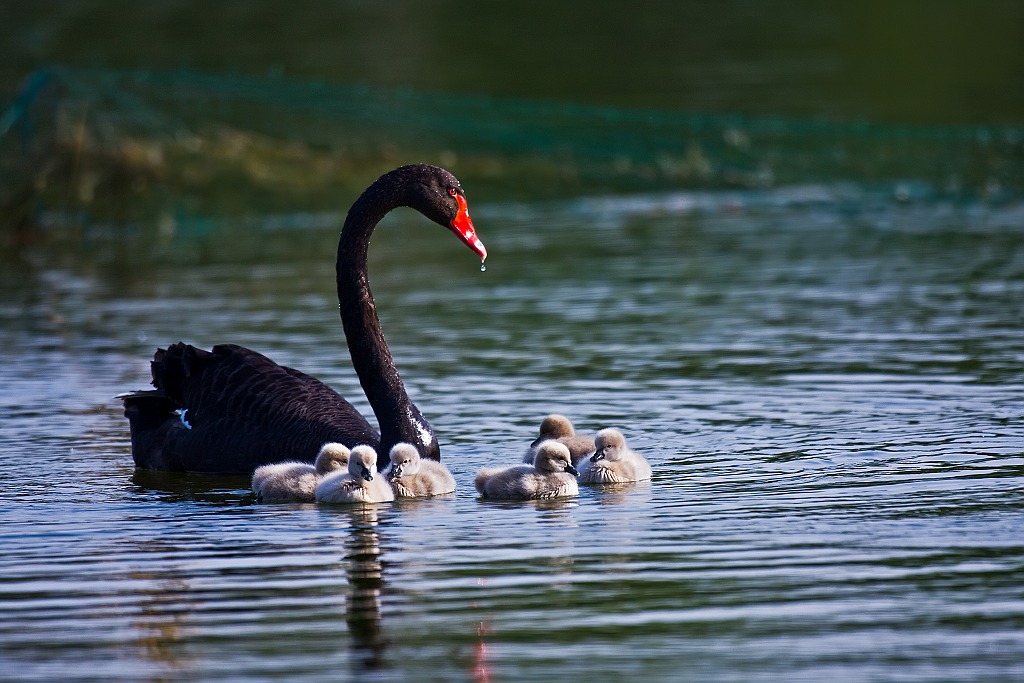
[
  {"xmin": 387, "ymin": 442, "xmax": 421, "ymax": 480},
  {"xmin": 349, "ymin": 445, "xmax": 379, "ymax": 482},
  {"xmin": 315, "ymin": 442, "xmax": 351, "ymax": 474},
  {"xmin": 534, "ymin": 441, "xmax": 579, "ymax": 477},
  {"xmin": 398, "ymin": 164, "xmax": 487, "ymax": 263},
  {"xmin": 530, "ymin": 413, "xmax": 575, "ymax": 447},
  {"xmin": 592, "ymin": 428, "xmax": 628, "ymax": 463}
]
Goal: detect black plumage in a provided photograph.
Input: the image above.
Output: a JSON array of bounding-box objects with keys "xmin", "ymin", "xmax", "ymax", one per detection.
[{"xmin": 121, "ymin": 164, "xmax": 486, "ymax": 474}]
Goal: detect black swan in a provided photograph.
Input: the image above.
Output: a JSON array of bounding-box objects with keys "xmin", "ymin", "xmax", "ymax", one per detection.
[{"xmin": 120, "ymin": 164, "xmax": 487, "ymax": 473}]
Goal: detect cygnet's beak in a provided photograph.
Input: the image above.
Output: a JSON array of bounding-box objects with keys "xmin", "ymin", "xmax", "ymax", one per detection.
[
  {"xmin": 565, "ymin": 463, "xmax": 580, "ymax": 477},
  {"xmin": 590, "ymin": 450, "xmax": 606, "ymax": 463},
  {"xmin": 360, "ymin": 465, "xmax": 373, "ymax": 481},
  {"xmin": 389, "ymin": 465, "xmax": 403, "ymax": 480}
]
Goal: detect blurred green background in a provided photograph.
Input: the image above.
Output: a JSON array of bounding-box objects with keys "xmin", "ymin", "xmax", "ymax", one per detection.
[
  {"xmin": 2, "ymin": 1, "xmax": 1021, "ymax": 235},
  {"xmin": 3, "ymin": 0, "xmax": 1022, "ymax": 125}
]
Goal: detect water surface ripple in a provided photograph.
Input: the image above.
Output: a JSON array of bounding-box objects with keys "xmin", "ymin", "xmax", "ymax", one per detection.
[{"xmin": 1, "ymin": 187, "xmax": 1022, "ymax": 681}]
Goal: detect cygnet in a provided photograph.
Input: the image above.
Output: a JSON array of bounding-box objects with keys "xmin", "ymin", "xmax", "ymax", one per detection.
[
  {"xmin": 522, "ymin": 413, "xmax": 595, "ymax": 465},
  {"xmin": 477, "ymin": 440, "xmax": 579, "ymax": 500},
  {"xmin": 251, "ymin": 442, "xmax": 351, "ymax": 502},
  {"xmin": 386, "ymin": 443, "xmax": 457, "ymax": 497},
  {"xmin": 577, "ymin": 428, "xmax": 651, "ymax": 485},
  {"xmin": 316, "ymin": 444, "xmax": 395, "ymax": 504}
]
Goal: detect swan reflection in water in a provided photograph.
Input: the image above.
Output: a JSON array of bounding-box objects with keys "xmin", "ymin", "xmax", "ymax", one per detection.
[
  {"xmin": 337, "ymin": 505, "xmax": 389, "ymax": 674},
  {"xmin": 333, "ymin": 501, "xmax": 495, "ymax": 680}
]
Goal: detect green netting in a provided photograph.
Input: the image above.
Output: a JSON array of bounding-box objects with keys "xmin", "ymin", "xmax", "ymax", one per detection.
[{"xmin": 1, "ymin": 66, "xmax": 1021, "ymax": 231}]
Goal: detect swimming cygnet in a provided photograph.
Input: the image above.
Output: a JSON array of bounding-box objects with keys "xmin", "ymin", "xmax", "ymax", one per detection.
[
  {"xmin": 522, "ymin": 413, "xmax": 596, "ymax": 465},
  {"xmin": 477, "ymin": 440, "xmax": 579, "ymax": 500},
  {"xmin": 386, "ymin": 443, "xmax": 456, "ymax": 497},
  {"xmin": 251, "ymin": 442, "xmax": 351, "ymax": 502},
  {"xmin": 316, "ymin": 444, "xmax": 395, "ymax": 504},
  {"xmin": 577, "ymin": 428, "xmax": 651, "ymax": 485}
]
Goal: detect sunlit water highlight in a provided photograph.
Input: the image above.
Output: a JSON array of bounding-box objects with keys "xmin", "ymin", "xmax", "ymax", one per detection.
[{"xmin": 1, "ymin": 186, "xmax": 1023, "ymax": 681}]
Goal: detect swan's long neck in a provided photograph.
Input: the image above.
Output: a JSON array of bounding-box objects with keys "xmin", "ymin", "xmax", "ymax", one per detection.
[{"xmin": 336, "ymin": 184, "xmax": 440, "ymax": 465}]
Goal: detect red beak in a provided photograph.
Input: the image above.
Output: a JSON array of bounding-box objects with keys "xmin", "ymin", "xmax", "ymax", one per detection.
[{"xmin": 449, "ymin": 193, "xmax": 487, "ymax": 262}]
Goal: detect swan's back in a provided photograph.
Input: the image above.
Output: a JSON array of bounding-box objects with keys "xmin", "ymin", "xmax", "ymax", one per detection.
[
  {"xmin": 123, "ymin": 343, "xmax": 379, "ymax": 473},
  {"xmin": 478, "ymin": 442, "xmax": 579, "ymax": 500}
]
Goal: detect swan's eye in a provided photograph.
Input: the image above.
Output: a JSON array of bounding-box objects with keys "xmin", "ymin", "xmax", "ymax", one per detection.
[{"xmin": 448, "ymin": 187, "xmax": 458, "ymax": 197}]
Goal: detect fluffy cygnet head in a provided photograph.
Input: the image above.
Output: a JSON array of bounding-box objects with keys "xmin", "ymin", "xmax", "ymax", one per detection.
[
  {"xmin": 591, "ymin": 428, "xmax": 628, "ymax": 462},
  {"xmin": 349, "ymin": 445, "xmax": 380, "ymax": 481},
  {"xmin": 387, "ymin": 443, "xmax": 421, "ymax": 479},
  {"xmin": 534, "ymin": 440, "xmax": 579, "ymax": 476},
  {"xmin": 531, "ymin": 414, "xmax": 575, "ymax": 447},
  {"xmin": 315, "ymin": 442, "xmax": 351, "ymax": 474}
]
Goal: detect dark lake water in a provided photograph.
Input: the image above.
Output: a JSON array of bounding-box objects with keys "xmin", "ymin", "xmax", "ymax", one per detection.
[{"xmin": 2, "ymin": 178, "xmax": 1023, "ymax": 680}]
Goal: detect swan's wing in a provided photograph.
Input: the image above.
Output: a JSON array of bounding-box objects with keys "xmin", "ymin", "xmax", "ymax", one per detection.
[{"xmin": 124, "ymin": 343, "xmax": 379, "ymax": 473}]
